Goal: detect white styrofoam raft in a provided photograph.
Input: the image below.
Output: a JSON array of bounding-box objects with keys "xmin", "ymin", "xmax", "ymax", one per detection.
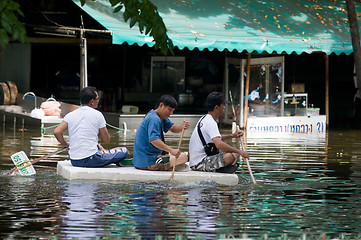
[{"xmin": 57, "ymin": 160, "xmax": 239, "ymax": 186}]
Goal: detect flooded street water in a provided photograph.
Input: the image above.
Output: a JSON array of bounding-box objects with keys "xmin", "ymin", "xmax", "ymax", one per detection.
[{"xmin": 0, "ymin": 125, "xmax": 361, "ymax": 239}]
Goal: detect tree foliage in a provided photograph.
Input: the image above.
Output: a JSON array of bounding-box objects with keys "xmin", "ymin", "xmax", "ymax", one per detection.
[
  {"xmin": 0, "ymin": 0, "xmax": 28, "ymax": 50},
  {"xmin": 80, "ymin": 0, "xmax": 174, "ymax": 55}
]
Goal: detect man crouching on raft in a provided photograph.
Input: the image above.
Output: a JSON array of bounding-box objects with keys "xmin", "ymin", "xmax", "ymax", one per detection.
[
  {"xmin": 133, "ymin": 95, "xmax": 189, "ymax": 171},
  {"xmin": 189, "ymin": 92, "xmax": 249, "ymax": 173},
  {"xmin": 54, "ymin": 86, "xmax": 129, "ymax": 167}
]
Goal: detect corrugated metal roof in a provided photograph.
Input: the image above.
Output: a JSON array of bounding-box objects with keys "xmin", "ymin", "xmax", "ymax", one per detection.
[{"xmin": 73, "ymin": 0, "xmax": 361, "ymax": 55}]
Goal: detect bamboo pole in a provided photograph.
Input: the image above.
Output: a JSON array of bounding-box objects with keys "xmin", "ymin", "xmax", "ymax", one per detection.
[
  {"xmin": 170, "ymin": 128, "xmax": 185, "ymax": 181},
  {"xmin": 240, "ymin": 132, "xmax": 256, "ymax": 184}
]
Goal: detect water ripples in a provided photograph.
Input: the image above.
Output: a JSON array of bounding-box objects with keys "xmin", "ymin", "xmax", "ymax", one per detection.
[{"xmin": 0, "ymin": 129, "xmax": 361, "ymax": 238}]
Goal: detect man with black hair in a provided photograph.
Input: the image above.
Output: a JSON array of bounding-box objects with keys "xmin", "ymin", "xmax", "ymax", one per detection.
[
  {"xmin": 189, "ymin": 92, "xmax": 249, "ymax": 173},
  {"xmin": 54, "ymin": 86, "xmax": 129, "ymax": 167},
  {"xmin": 133, "ymin": 95, "xmax": 189, "ymax": 171}
]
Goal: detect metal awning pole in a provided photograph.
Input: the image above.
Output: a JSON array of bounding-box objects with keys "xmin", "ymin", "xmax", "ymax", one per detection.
[
  {"xmin": 80, "ymin": 15, "xmax": 88, "ymax": 90},
  {"xmin": 325, "ymin": 54, "xmax": 329, "ymax": 129},
  {"xmin": 80, "ymin": 28, "xmax": 88, "ymax": 90}
]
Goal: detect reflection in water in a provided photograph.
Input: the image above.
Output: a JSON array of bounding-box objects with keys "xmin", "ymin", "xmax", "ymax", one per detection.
[
  {"xmin": 0, "ymin": 171, "xmax": 68, "ymax": 239},
  {"xmin": 187, "ymin": 188, "xmax": 218, "ymax": 238},
  {"xmin": 61, "ymin": 181, "xmax": 103, "ymax": 239},
  {"xmin": 246, "ymin": 132, "xmax": 327, "ymax": 184},
  {"xmin": 186, "ymin": 187, "xmax": 253, "ymax": 239},
  {"xmin": 3, "ymin": 177, "xmax": 37, "ymax": 239},
  {"xmin": 130, "ymin": 191, "xmax": 169, "ymax": 238},
  {"xmin": 0, "ymin": 132, "xmax": 25, "ymax": 168},
  {"xmin": 0, "ymin": 128, "xmax": 361, "ymax": 238}
]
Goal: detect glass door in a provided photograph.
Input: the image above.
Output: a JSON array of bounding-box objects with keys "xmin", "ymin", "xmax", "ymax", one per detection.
[{"xmin": 225, "ymin": 56, "xmax": 284, "ymax": 128}]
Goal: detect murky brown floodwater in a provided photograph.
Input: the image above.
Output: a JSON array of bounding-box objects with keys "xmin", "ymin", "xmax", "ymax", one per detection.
[{"xmin": 1, "ymin": 124, "xmax": 361, "ymax": 239}]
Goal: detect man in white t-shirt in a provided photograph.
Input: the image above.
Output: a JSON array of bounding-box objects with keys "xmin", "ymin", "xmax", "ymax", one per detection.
[
  {"xmin": 189, "ymin": 92, "xmax": 249, "ymax": 173},
  {"xmin": 54, "ymin": 86, "xmax": 129, "ymax": 167}
]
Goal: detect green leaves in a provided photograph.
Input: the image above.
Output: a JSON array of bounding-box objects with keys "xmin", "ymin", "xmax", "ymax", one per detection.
[
  {"xmin": 0, "ymin": 29, "xmax": 9, "ymax": 49},
  {"xmin": 0, "ymin": 0, "xmax": 28, "ymax": 50},
  {"xmin": 125, "ymin": 0, "xmax": 174, "ymax": 55},
  {"xmin": 81, "ymin": 0, "xmax": 174, "ymax": 55},
  {"xmin": 0, "ymin": 0, "xmax": 173, "ymax": 53}
]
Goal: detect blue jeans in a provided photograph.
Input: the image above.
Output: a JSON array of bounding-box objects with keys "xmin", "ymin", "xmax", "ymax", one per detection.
[{"xmin": 70, "ymin": 147, "xmax": 129, "ymax": 168}]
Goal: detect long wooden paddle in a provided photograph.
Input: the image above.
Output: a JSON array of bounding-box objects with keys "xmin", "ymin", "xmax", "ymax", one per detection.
[
  {"xmin": 8, "ymin": 147, "xmax": 68, "ymax": 176},
  {"xmin": 170, "ymin": 128, "xmax": 185, "ymax": 181},
  {"xmin": 238, "ymin": 127, "xmax": 256, "ymax": 184}
]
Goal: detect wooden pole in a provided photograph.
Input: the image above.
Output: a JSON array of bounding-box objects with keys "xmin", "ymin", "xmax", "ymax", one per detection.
[
  {"xmin": 170, "ymin": 128, "xmax": 185, "ymax": 181},
  {"xmin": 239, "ymin": 129, "xmax": 256, "ymax": 184},
  {"xmin": 243, "ymin": 53, "xmax": 252, "ymax": 146},
  {"xmin": 325, "ymin": 54, "xmax": 329, "ymax": 129}
]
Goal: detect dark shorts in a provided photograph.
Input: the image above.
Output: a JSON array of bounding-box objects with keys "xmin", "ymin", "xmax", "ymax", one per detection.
[
  {"xmin": 135, "ymin": 155, "xmax": 171, "ymax": 171},
  {"xmin": 70, "ymin": 147, "xmax": 129, "ymax": 168},
  {"xmin": 190, "ymin": 152, "xmax": 225, "ymax": 172}
]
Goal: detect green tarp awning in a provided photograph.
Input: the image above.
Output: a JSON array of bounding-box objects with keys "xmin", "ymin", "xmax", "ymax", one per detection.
[{"xmin": 73, "ymin": 0, "xmax": 361, "ymax": 55}]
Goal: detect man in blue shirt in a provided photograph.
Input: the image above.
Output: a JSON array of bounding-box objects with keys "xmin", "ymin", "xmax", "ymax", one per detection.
[{"xmin": 133, "ymin": 95, "xmax": 189, "ymax": 170}]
